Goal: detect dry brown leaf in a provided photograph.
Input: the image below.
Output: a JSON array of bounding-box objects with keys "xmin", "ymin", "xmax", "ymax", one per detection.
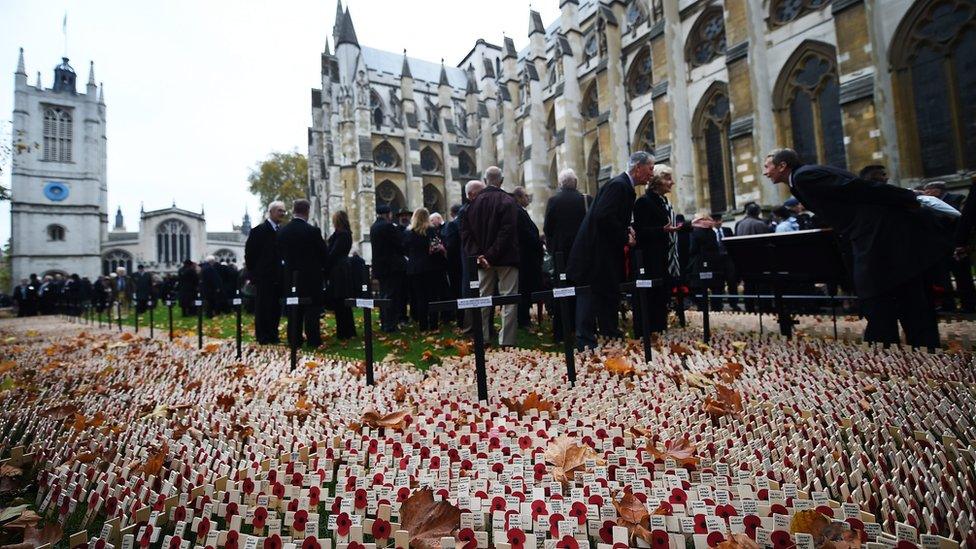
[
  {"xmin": 604, "ymin": 355, "xmax": 635, "ymax": 376},
  {"xmin": 648, "ymin": 434, "xmax": 699, "ymax": 466},
  {"xmin": 2, "ymin": 510, "xmax": 41, "ymax": 530},
  {"xmin": 215, "ymin": 394, "xmax": 235, "ymax": 411},
  {"xmin": 543, "ymin": 436, "xmax": 601, "ymax": 484},
  {"xmin": 703, "ymin": 384, "xmax": 744, "ymax": 417},
  {"xmin": 39, "ymin": 404, "xmax": 78, "ymax": 419},
  {"xmin": 453, "ymin": 340, "xmax": 471, "ymax": 358},
  {"xmin": 399, "ymin": 488, "xmax": 461, "ymax": 549},
  {"xmin": 500, "ymin": 392, "xmax": 554, "ymax": 418},
  {"xmin": 716, "ymin": 532, "xmax": 761, "ymax": 549},
  {"xmin": 0, "ymin": 361, "xmax": 16, "ymax": 374},
  {"xmin": 394, "ymin": 384, "xmax": 407, "ymax": 403},
  {"xmin": 141, "ymin": 444, "xmax": 169, "ymax": 477},
  {"xmin": 362, "ymin": 409, "xmax": 408, "ymax": 431},
  {"xmin": 790, "ymin": 510, "xmax": 830, "ymax": 540}
]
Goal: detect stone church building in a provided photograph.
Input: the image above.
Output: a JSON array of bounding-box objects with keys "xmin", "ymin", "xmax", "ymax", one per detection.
[
  {"xmin": 308, "ymin": 0, "xmax": 975, "ymax": 257},
  {"xmin": 9, "ymin": 51, "xmax": 248, "ymax": 284}
]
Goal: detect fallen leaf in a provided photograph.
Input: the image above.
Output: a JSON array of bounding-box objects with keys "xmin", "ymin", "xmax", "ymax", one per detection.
[
  {"xmin": 399, "ymin": 488, "xmax": 461, "ymax": 549},
  {"xmin": 715, "ymin": 532, "xmax": 761, "ymax": 549},
  {"xmin": 141, "ymin": 444, "xmax": 169, "ymax": 477},
  {"xmin": 604, "ymin": 356, "xmax": 635, "ymax": 376},
  {"xmin": 394, "ymin": 384, "xmax": 407, "ymax": 403},
  {"xmin": 544, "ymin": 436, "xmax": 601, "ymax": 484},
  {"xmin": 647, "ymin": 434, "xmax": 699, "ymax": 466},
  {"xmin": 362, "ymin": 409, "xmax": 408, "ymax": 431},
  {"xmin": 790, "ymin": 510, "xmax": 830, "ymax": 541},
  {"xmin": 501, "ymin": 392, "xmax": 554, "ymax": 418},
  {"xmin": 703, "ymin": 384, "xmax": 744, "ymax": 417},
  {"xmin": 612, "ymin": 489, "xmax": 652, "ymax": 543},
  {"xmin": 39, "ymin": 404, "xmax": 78, "ymax": 419}
]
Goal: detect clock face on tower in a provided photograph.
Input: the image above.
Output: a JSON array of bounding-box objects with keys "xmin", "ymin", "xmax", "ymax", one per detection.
[{"xmin": 43, "ymin": 181, "xmax": 69, "ymax": 202}]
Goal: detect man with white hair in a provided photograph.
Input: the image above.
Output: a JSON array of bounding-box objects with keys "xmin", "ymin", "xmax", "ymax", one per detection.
[
  {"xmin": 245, "ymin": 200, "xmax": 287, "ymax": 343},
  {"xmin": 567, "ymin": 152, "xmax": 653, "ymax": 349},
  {"xmin": 543, "ymin": 168, "xmax": 592, "ymax": 341}
]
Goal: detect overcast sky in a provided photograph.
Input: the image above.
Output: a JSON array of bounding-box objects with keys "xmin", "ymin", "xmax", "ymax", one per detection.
[{"xmin": 0, "ymin": 0, "xmax": 560, "ymax": 242}]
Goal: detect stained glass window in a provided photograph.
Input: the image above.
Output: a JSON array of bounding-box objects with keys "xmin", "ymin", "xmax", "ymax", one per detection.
[
  {"xmin": 688, "ymin": 9, "xmax": 727, "ymax": 67},
  {"xmin": 458, "ymin": 151, "xmax": 476, "ymax": 177},
  {"xmin": 374, "ymin": 142, "xmax": 399, "ymax": 169},
  {"xmin": 627, "ymin": 1, "xmax": 647, "ymax": 29},
  {"xmin": 582, "ymin": 84, "xmax": 599, "ymax": 119},
  {"xmin": 704, "ymin": 121, "xmax": 728, "ymax": 213},
  {"xmin": 912, "ymin": 46, "xmax": 955, "ymax": 176},
  {"xmin": 777, "ymin": 46, "xmax": 847, "ymax": 169},
  {"xmin": 635, "ymin": 114, "xmax": 655, "ymax": 154},
  {"xmin": 370, "ymin": 90, "xmax": 384, "ymax": 129},
  {"xmin": 695, "ymin": 85, "xmax": 734, "ymax": 212},
  {"xmin": 420, "ymin": 147, "xmax": 441, "ymax": 172},
  {"xmin": 952, "ymin": 29, "xmax": 976, "ymax": 170},
  {"xmin": 770, "ymin": 0, "xmax": 834, "ymax": 25},
  {"xmin": 627, "ymin": 48, "xmax": 653, "ymax": 98}
]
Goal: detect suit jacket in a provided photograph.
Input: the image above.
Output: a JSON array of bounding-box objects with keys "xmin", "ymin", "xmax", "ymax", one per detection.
[
  {"xmin": 789, "ymin": 164, "xmax": 948, "ymax": 298},
  {"xmin": 277, "ymin": 217, "xmax": 328, "ymax": 301},
  {"xmin": 688, "ymin": 227, "xmax": 726, "ymax": 284},
  {"xmin": 954, "ymin": 182, "xmax": 976, "ymax": 248},
  {"xmin": 245, "ymin": 220, "xmax": 281, "ymax": 287},
  {"xmin": 543, "ymin": 188, "xmax": 591, "ymax": 262},
  {"xmin": 134, "ymin": 271, "xmax": 153, "ymax": 299},
  {"xmin": 735, "ymin": 216, "xmax": 769, "ymax": 236},
  {"xmin": 461, "ymin": 186, "xmax": 520, "ymax": 267},
  {"xmin": 369, "ymin": 217, "xmax": 406, "ymax": 278},
  {"xmin": 632, "ymin": 190, "xmax": 673, "ymax": 279},
  {"xmin": 325, "ymin": 230, "xmax": 354, "ymax": 300},
  {"xmin": 943, "ymin": 192, "xmax": 965, "ymax": 211},
  {"xmin": 566, "ymin": 173, "xmax": 637, "ymax": 292}
]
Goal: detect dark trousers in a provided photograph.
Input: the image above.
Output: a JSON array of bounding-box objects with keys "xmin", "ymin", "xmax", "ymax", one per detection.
[
  {"xmin": 254, "ymin": 283, "xmax": 281, "ymax": 344},
  {"xmin": 948, "ymin": 258, "xmax": 976, "ymax": 312},
  {"xmin": 631, "ymin": 279, "xmax": 671, "ymax": 337},
  {"xmin": 575, "ymin": 288, "xmax": 622, "ymax": 350},
  {"xmin": 287, "ymin": 304, "xmax": 322, "ymax": 348},
  {"xmin": 135, "ymin": 297, "xmax": 149, "ymax": 314},
  {"xmin": 408, "ymin": 273, "xmax": 438, "ymax": 331},
  {"xmin": 861, "ymin": 274, "xmax": 939, "ymax": 349},
  {"xmin": 551, "ymin": 295, "xmax": 577, "ymax": 343},
  {"xmin": 377, "ymin": 273, "xmax": 403, "ymax": 332},
  {"xmin": 332, "ymin": 304, "xmax": 356, "ymax": 339}
]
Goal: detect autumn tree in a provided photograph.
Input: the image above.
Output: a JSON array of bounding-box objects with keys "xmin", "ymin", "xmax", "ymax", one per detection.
[{"xmin": 246, "ymin": 151, "xmax": 308, "ymax": 212}]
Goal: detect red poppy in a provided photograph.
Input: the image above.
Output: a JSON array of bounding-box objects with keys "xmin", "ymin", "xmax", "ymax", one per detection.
[
  {"xmin": 347, "ymin": 543, "xmax": 365, "ymax": 549},
  {"xmin": 293, "ymin": 510, "xmax": 309, "ymax": 533},
  {"xmin": 252, "ymin": 507, "xmax": 268, "ymax": 529},
  {"xmin": 770, "ymin": 504, "xmax": 789, "ymax": 517},
  {"xmin": 770, "ymin": 530, "xmax": 793, "ymax": 549},
  {"xmin": 336, "ymin": 513, "xmax": 352, "ymax": 537},
  {"xmin": 372, "ymin": 518, "xmax": 391, "ymax": 540},
  {"xmin": 397, "ymin": 487, "xmax": 410, "ymax": 502},
  {"xmin": 519, "ymin": 436, "xmax": 532, "ymax": 450},
  {"xmin": 651, "ymin": 530, "xmax": 669, "ymax": 549},
  {"xmin": 242, "ymin": 478, "xmax": 255, "ymax": 494},
  {"xmin": 599, "ymin": 520, "xmax": 616, "ymax": 543},
  {"xmin": 895, "ymin": 542, "xmax": 918, "ymax": 549},
  {"xmin": 668, "ymin": 489, "xmax": 687, "ymax": 505},
  {"xmin": 816, "ymin": 505, "xmax": 834, "ymax": 518},
  {"xmin": 272, "ymin": 483, "xmax": 285, "ymax": 499},
  {"xmin": 168, "ymin": 536, "xmax": 182, "ymax": 549},
  {"xmin": 743, "ymin": 515, "xmax": 761, "ymax": 539},
  {"xmin": 555, "ymin": 536, "xmax": 578, "ymax": 549},
  {"xmin": 507, "ymin": 528, "xmax": 526, "ymax": 549},
  {"xmin": 226, "ymin": 502, "xmax": 239, "ymax": 519},
  {"xmin": 301, "ymin": 537, "xmax": 319, "ymax": 549},
  {"xmin": 588, "ymin": 494, "xmax": 604, "ymax": 506},
  {"xmin": 308, "ymin": 486, "xmax": 321, "ymax": 507},
  {"xmin": 707, "ymin": 532, "xmax": 725, "ymax": 547},
  {"xmin": 530, "ymin": 500, "xmax": 548, "ymax": 519},
  {"xmin": 354, "ymin": 489, "xmax": 368, "ymax": 509},
  {"xmin": 457, "ymin": 528, "xmax": 477, "ymax": 549},
  {"xmin": 569, "ymin": 502, "xmax": 587, "ymax": 525},
  {"xmin": 548, "ymin": 513, "xmax": 565, "ymax": 539},
  {"xmin": 715, "ymin": 504, "xmax": 736, "ymax": 519},
  {"xmin": 263, "ymin": 535, "xmax": 281, "ymax": 549},
  {"xmin": 173, "ymin": 506, "xmax": 186, "ymax": 523},
  {"xmin": 225, "ymin": 531, "xmax": 239, "ymax": 549},
  {"xmin": 197, "ymin": 518, "xmax": 211, "ymax": 540},
  {"xmin": 483, "ymin": 496, "xmax": 503, "ymax": 513},
  {"xmin": 291, "ymin": 473, "xmax": 303, "ymax": 487},
  {"xmin": 693, "ymin": 514, "xmax": 708, "ymax": 534},
  {"xmin": 331, "ymin": 496, "xmax": 343, "ymax": 514}
]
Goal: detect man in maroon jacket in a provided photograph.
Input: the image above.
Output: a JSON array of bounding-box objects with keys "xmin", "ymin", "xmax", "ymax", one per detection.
[{"xmin": 461, "ymin": 166, "xmax": 521, "ymax": 347}]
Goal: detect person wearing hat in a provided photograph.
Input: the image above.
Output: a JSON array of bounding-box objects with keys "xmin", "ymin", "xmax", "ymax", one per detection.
[
  {"xmin": 133, "ymin": 264, "xmax": 153, "ymax": 314},
  {"xmin": 370, "ymin": 204, "xmax": 407, "ymax": 332}
]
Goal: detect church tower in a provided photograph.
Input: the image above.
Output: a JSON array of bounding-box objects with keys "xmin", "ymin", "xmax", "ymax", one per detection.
[{"xmin": 10, "ymin": 49, "xmax": 107, "ymax": 284}]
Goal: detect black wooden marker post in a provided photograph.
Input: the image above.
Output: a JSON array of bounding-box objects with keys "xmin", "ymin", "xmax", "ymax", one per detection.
[
  {"xmin": 553, "ymin": 253, "xmax": 577, "ymax": 385},
  {"xmin": 167, "ymin": 298, "xmax": 174, "ymax": 341},
  {"xmin": 148, "ymin": 299, "xmax": 154, "ymax": 339},
  {"xmin": 116, "ymin": 301, "xmax": 122, "ymax": 332},
  {"xmin": 233, "ymin": 290, "xmax": 243, "ymax": 359},
  {"xmin": 195, "ymin": 292, "xmax": 204, "ymax": 349}
]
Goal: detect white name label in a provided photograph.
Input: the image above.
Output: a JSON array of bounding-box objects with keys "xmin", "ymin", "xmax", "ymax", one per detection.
[
  {"xmin": 355, "ymin": 299, "xmax": 375, "ymax": 309},
  {"xmin": 194, "ymin": 300, "xmax": 203, "ymax": 306},
  {"xmin": 552, "ymin": 287, "xmax": 575, "ymax": 298},
  {"xmin": 635, "ymin": 279, "xmax": 654, "ymax": 288},
  {"xmin": 699, "ymin": 272, "xmax": 713, "ymax": 280},
  {"xmin": 458, "ymin": 297, "xmax": 492, "ymax": 310},
  {"xmin": 285, "ymin": 297, "xmax": 299, "ymax": 305},
  {"xmin": 232, "ymin": 298, "xmax": 242, "ymax": 306}
]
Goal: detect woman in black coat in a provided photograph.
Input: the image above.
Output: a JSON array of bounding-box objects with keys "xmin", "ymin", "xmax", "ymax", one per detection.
[
  {"xmin": 632, "ymin": 165, "xmax": 680, "ymax": 334},
  {"xmin": 326, "ymin": 210, "xmax": 356, "ymax": 339},
  {"xmin": 404, "ymin": 208, "xmax": 445, "ymax": 331}
]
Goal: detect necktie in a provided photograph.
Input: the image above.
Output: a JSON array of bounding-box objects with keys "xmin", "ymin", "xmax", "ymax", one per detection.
[{"xmin": 664, "ymin": 198, "xmax": 680, "ymax": 278}]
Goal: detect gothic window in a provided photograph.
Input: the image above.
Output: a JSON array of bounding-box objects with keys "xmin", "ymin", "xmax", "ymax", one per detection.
[
  {"xmin": 373, "ymin": 141, "xmax": 400, "ymax": 169},
  {"xmin": 425, "ymin": 100, "xmax": 440, "ymax": 133},
  {"xmin": 423, "ymin": 184, "xmax": 445, "ymax": 213},
  {"xmin": 694, "ymin": 83, "xmax": 734, "ymax": 213},
  {"xmin": 420, "ymin": 147, "xmax": 441, "ymax": 173},
  {"xmin": 584, "ymin": 32, "xmax": 599, "ymax": 61},
  {"xmin": 686, "ymin": 8, "xmax": 727, "ymax": 67},
  {"xmin": 42, "ymin": 106, "xmax": 72, "ymax": 162},
  {"xmin": 156, "ymin": 219, "xmax": 191, "ymax": 266},
  {"xmin": 549, "ymin": 157, "xmax": 559, "ymax": 190},
  {"xmin": 770, "ymin": 0, "xmax": 833, "ymax": 25},
  {"xmin": 634, "ymin": 112, "xmax": 655, "ymax": 154},
  {"xmin": 46, "ymin": 224, "xmax": 66, "ymax": 241},
  {"xmin": 213, "ymin": 249, "xmax": 236, "ymax": 264},
  {"xmin": 652, "ymin": 0, "xmax": 664, "ymax": 22},
  {"xmin": 458, "ymin": 151, "xmax": 476, "ymax": 177},
  {"xmin": 103, "ymin": 250, "xmax": 133, "ymax": 276},
  {"xmin": 627, "ymin": 48, "xmax": 653, "ymax": 98},
  {"xmin": 370, "ymin": 89, "xmax": 385, "ymax": 129},
  {"xmin": 375, "ymin": 180, "xmax": 406, "ymax": 212},
  {"xmin": 546, "ymin": 108, "xmax": 557, "ymax": 149},
  {"xmin": 388, "ymin": 91, "xmax": 402, "ymax": 128},
  {"xmin": 582, "ymin": 83, "xmax": 600, "ymax": 120},
  {"xmin": 891, "ymin": 0, "xmax": 976, "ymax": 177},
  {"xmin": 774, "ymin": 43, "xmax": 847, "ymax": 169},
  {"xmin": 547, "ymin": 60, "xmax": 558, "ymax": 88},
  {"xmin": 627, "ymin": 0, "xmax": 648, "ymax": 30},
  {"xmin": 517, "ymin": 130, "xmax": 525, "ymax": 162},
  {"xmin": 454, "ymin": 101, "xmax": 469, "ymax": 136}
]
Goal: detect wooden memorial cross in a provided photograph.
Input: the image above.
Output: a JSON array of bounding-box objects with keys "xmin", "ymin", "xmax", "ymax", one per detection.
[
  {"xmin": 195, "ymin": 292, "xmax": 205, "ymax": 350},
  {"xmin": 529, "ymin": 252, "xmax": 590, "ymax": 385},
  {"xmin": 166, "ymin": 295, "xmax": 175, "ymax": 341},
  {"xmin": 232, "ymin": 290, "xmax": 243, "ymax": 359},
  {"xmin": 280, "ymin": 272, "xmax": 311, "ymax": 372}
]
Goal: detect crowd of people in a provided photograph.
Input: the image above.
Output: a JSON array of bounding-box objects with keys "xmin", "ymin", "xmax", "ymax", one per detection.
[{"xmin": 15, "ymin": 148, "xmax": 975, "ymax": 352}]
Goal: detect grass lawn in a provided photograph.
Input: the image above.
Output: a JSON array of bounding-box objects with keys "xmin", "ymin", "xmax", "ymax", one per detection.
[{"xmin": 90, "ymin": 304, "xmax": 561, "ymax": 367}]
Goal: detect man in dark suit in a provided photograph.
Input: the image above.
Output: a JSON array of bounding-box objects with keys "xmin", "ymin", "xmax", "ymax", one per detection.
[
  {"xmin": 923, "ymin": 180, "xmax": 974, "ymax": 312},
  {"xmin": 543, "ymin": 169, "xmax": 591, "ymax": 342},
  {"xmin": 632, "ymin": 164, "xmax": 681, "ymax": 334},
  {"xmin": 567, "ymin": 151, "xmax": 650, "ymax": 350},
  {"xmin": 687, "ymin": 213, "xmax": 727, "ymax": 310},
  {"xmin": 133, "ymin": 265, "xmax": 153, "ymax": 314},
  {"xmin": 369, "ymin": 205, "xmax": 407, "ymax": 333},
  {"xmin": 200, "ymin": 257, "xmax": 224, "ymax": 318},
  {"xmin": 765, "ymin": 148, "xmax": 946, "ymax": 348},
  {"xmin": 513, "ymin": 186, "xmax": 544, "ymax": 328},
  {"xmin": 277, "ymin": 199, "xmax": 328, "ymax": 348},
  {"xmin": 244, "ymin": 200, "xmax": 286, "ymax": 343}
]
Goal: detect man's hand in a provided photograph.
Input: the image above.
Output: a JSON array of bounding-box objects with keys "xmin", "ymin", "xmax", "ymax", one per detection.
[
  {"xmin": 627, "ymin": 227, "xmax": 637, "ymax": 247},
  {"xmin": 954, "ymin": 246, "xmax": 969, "ymax": 261},
  {"xmin": 476, "ymin": 255, "xmax": 490, "ymax": 269},
  {"xmin": 663, "ymin": 223, "xmax": 681, "ymax": 233}
]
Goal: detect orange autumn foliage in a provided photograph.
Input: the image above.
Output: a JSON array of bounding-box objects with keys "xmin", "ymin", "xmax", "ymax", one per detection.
[
  {"xmin": 544, "ymin": 436, "xmax": 602, "ymax": 484},
  {"xmin": 501, "ymin": 391, "xmax": 555, "ymax": 417},
  {"xmin": 647, "ymin": 434, "xmax": 699, "ymax": 466},
  {"xmin": 604, "ymin": 355, "xmax": 635, "ymax": 376},
  {"xmin": 703, "ymin": 384, "xmax": 744, "ymax": 417},
  {"xmin": 613, "ymin": 489, "xmax": 654, "ymax": 544},
  {"xmin": 362, "ymin": 408, "xmax": 408, "ymax": 431},
  {"xmin": 398, "ymin": 488, "xmax": 461, "ymax": 549}
]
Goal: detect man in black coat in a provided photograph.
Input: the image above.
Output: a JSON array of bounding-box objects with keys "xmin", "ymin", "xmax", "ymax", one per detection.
[
  {"xmin": 370, "ymin": 205, "xmax": 407, "ymax": 332},
  {"xmin": 513, "ymin": 187, "xmax": 544, "ymax": 328},
  {"xmin": 244, "ymin": 200, "xmax": 286, "ymax": 343},
  {"xmin": 687, "ymin": 215, "xmax": 727, "ymax": 310},
  {"xmin": 133, "ymin": 265, "xmax": 153, "ymax": 314},
  {"xmin": 923, "ymin": 180, "xmax": 973, "ymax": 312},
  {"xmin": 567, "ymin": 151, "xmax": 650, "ymax": 350},
  {"xmin": 200, "ymin": 257, "xmax": 224, "ymax": 318},
  {"xmin": 543, "ymin": 169, "xmax": 591, "ymax": 342},
  {"xmin": 632, "ymin": 164, "xmax": 680, "ymax": 334},
  {"xmin": 277, "ymin": 199, "xmax": 328, "ymax": 348},
  {"xmin": 765, "ymin": 148, "xmax": 946, "ymax": 348}
]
